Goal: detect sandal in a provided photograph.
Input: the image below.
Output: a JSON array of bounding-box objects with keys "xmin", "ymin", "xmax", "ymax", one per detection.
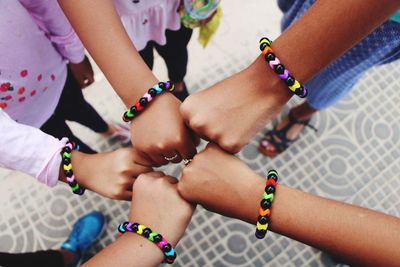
[{"xmin": 259, "ymin": 110, "xmax": 317, "ymax": 157}]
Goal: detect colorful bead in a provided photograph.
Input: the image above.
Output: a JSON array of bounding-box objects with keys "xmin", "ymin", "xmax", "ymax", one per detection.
[
  {"xmin": 61, "ymin": 141, "xmax": 85, "ymax": 196},
  {"xmin": 122, "ymin": 81, "xmax": 174, "ymax": 122},
  {"xmin": 260, "ymin": 198, "xmax": 272, "ymax": 209},
  {"xmin": 139, "ymin": 97, "xmax": 148, "ymax": 107},
  {"xmin": 265, "ymin": 185, "xmax": 276, "ymax": 194},
  {"xmin": 259, "ymin": 37, "xmax": 308, "ymax": 98},
  {"xmin": 142, "ymin": 228, "xmax": 152, "ymax": 237},
  {"xmin": 148, "ymin": 88, "xmax": 157, "ymax": 97},
  {"xmin": 118, "ymin": 221, "xmax": 176, "ymax": 264},
  {"xmin": 262, "ymin": 192, "xmax": 274, "ymax": 201},
  {"xmin": 137, "ymin": 224, "xmax": 145, "ymax": 234},
  {"xmin": 258, "ymin": 215, "xmax": 269, "ymax": 225},
  {"xmin": 255, "ymin": 169, "xmax": 279, "ymax": 239}
]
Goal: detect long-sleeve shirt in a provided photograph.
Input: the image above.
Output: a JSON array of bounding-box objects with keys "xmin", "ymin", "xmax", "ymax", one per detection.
[
  {"xmin": 0, "ymin": 0, "xmax": 84, "ymax": 128},
  {"xmin": 0, "ymin": 0, "xmax": 84, "ymax": 187},
  {"xmin": 0, "ymin": 109, "xmax": 66, "ymax": 187}
]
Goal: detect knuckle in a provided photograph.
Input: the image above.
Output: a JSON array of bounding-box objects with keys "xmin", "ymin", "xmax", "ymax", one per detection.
[
  {"xmin": 219, "ymin": 138, "xmax": 240, "ymax": 153},
  {"xmin": 111, "ymin": 188, "xmax": 122, "ymax": 198},
  {"xmin": 189, "ymin": 116, "xmax": 204, "ymax": 130},
  {"xmin": 181, "ymin": 167, "xmax": 191, "ymax": 180},
  {"xmin": 154, "ymin": 142, "xmax": 166, "ymax": 151},
  {"xmin": 179, "ymin": 100, "xmax": 190, "ymax": 116},
  {"xmin": 177, "ymin": 180, "xmax": 189, "ymax": 199}
]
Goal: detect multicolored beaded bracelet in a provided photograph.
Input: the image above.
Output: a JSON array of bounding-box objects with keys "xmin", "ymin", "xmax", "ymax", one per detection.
[
  {"xmin": 259, "ymin": 37, "xmax": 308, "ymax": 98},
  {"xmin": 118, "ymin": 221, "xmax": 177, "ymax": 264},
  {"xmin": 122, "ymin": 81, "xmax": 175, "ymax": 122},
  {"xmin": 61, "ymin": 141, "xmax": 85, "ymax": 195},
  {"xmin": 255, "ymin": 169, "xmax": 278, "ymax": 239}
]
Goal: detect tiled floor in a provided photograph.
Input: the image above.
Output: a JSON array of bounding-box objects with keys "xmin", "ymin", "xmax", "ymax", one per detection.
[{"xmin": 0, "ymin": 1, "xmax": 399, "ymax": 266}]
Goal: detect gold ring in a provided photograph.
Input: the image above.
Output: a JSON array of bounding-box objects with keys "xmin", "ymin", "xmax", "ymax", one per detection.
[{"xmin": 183, "ymin": 159, "xmax": 192, "ymax": 166}]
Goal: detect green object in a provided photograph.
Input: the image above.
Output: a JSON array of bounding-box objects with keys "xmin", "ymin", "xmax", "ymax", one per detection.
[
  {"xmin": 198, "ymin": 7, "xmax": 222, "ymax": 48},
  {"xmin": 71, "ymin": 183, "xmax": 80, "ymax": 192},
  {"xmin": 126, "ymin": 109, "xmax": 133, "ymax": 117},
  {"xmin": 390, "ymin": 10, "xmax": 400, "ymax": 23},
  {"xmin": 148, "ymin": 231, "xmax": 158, "ymax": 242},
  {"xmin": 263, "ymin": 192, "xmax": 274, "ymax": 201}
]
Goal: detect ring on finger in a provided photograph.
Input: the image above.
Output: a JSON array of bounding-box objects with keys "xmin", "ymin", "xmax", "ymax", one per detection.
[{"xmin": 183, "ymin": 159, "xmax": 192, "ymax": 166}]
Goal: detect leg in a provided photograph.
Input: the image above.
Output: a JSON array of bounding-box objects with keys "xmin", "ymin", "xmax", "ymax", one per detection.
[
  {"xmin": 0, "ymin": 250, "xmax": 65, "ymax": 267},
  {"xmin": 41, "ymin": 114, "xmax": 97, "ymax": 154},
  {"xmin": 155, "ymin": 25, "xmax": 193, "ymax": 101},
  {"xmin": 259, "ymin": 102, "xmax": 318, "ymax": 157},
  {"xmin": 138, "ymin": 42, "xmax": 155, "ymax": 70},
  {"xmin": 59, "ymin": 69, "xmax": 109, "ymax": 134}
]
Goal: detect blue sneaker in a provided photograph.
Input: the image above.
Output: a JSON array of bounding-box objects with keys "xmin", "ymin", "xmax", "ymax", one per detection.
[{"xmin": 61, "ymin": 211, "xmax": 105, "ymax": 260}]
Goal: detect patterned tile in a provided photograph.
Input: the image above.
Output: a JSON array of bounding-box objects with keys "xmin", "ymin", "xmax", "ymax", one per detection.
[{"xmin": 0, "ymin": 1, "xmax": 399, "ymax": 266}]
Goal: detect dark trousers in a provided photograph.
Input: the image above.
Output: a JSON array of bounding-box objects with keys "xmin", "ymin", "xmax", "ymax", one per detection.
[
  {"xmin": 41, "ymin": 68, "xmax": 109, "ymax": 154},
  {"xmin": 0, "ymin": 250, "xmax": 64, "ymax": 267},
  {"xmin": 139, "ymin": 25, "xmax": 193, "ymax": 82}
]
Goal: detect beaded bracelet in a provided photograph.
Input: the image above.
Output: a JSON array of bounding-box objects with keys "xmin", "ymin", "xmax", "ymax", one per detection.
[
  {"xmin": 118, "ymin": 221, "xmax": 177, "ymax": 264},
  {"xmin": 259, "ymin": 37, "xmax": 308, "ymax": 98},
  {"xmin": 255, "ymin": 169, "xmax": 278, "ymax": 239},
  {"xmin": 122, "ymin": 81, "xmax": 175, "ymax": 122},
  {"xmin": 61, "ymin": 141, "xmax": 85, "ymax": 195}
]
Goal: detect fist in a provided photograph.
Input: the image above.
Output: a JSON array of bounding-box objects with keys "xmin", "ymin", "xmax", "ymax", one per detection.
[{"xmin": 178, "ymin": 143, "xmax": 264, "ymax": 221}]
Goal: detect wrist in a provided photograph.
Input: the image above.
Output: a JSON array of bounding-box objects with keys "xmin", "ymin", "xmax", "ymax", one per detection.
[
  {"xmin": 123, "ymin": 81, "xmax": 178, "ymax": 122},
  {"xmin": 246, "ymin": 55, "xmax": 293, "ymax": 107},
  {"xmin": 238, "ymin": 173, "xmax": 266, "ymax": 224},
  {"xmin": 128, "ymin": 212, "xmax": 183, "ymax": 247},
  {"xmin": 122, "ymin": 79, "xmax": 160, "ymax": 108},
  {"xmin": 69, "ymin": 150, "xmax": 90, "ymax": 187}
]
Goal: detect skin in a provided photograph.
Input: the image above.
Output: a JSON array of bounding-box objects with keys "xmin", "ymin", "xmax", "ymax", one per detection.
[
  {"xmin": 83, "ymin": 172, "xmax": 194, "ymax": 267},
  {"xmin": 68, "ymin": 55, "xmax": 95, "ymax": 89},
  {"xmin": 59, "ymin": 148, "xmax": 152, "ymax": 200},
  {"xmin": 58, "ymin": 0, "xmax": 197, "ymax": 166},
  {"xmin": 180, "ymin": 0, "xmax": 400, "ymax": 153},
  {"xmin": 178, "ymin": 144, "xmax": 400, "ymax": 267}
]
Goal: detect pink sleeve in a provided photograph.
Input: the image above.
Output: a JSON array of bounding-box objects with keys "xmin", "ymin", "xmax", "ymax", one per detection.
[
  {"xmin": 19, "ymin": 0, "xmax": 85, "ymax": 64},
  {"xmin": 0, "ymin": 109, "xmax": 67, "ymax": 187}
]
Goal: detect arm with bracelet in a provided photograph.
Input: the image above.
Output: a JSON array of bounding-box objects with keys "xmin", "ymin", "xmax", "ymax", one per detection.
[
  {"xmin": 57, "ymin": 0, "xmax": 197, "ymax": 166},
  {"xmin": 0, "ymin": 109, "xmax": 152, "ymax": 200},
  {"xmin": 82, "ymin": 172, "xmax": 194, "ymax": 267},
  {"xmin": 180, "ymin": 0, "xmax": 400, "ymax": 153},
  {"xmin": 178, "ymin": 144, "xmax": 400, "ymax": 266}
]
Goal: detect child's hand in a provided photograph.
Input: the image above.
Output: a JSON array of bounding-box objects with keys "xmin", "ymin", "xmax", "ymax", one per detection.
[
  {"xmin": 129, "ymin": 172, "xmax": 195, "ymax": 245},
  {"xmin": 68, "ymin": 55, "xmax": 95, "ymax": 88},
  {"xmin": 180, "ymin": 58, "xmax": 291, "ymax": 154},
  {"xmin": 131, "ymin": 93, "xmax": 198, "ymax": 166},
  {"xmin": 178, "ymin": 143, "xmax": 264, "ymax": 221},
  {"xmin": 70, "ymin": 148, "xmax": 152, "ymax": 200}
]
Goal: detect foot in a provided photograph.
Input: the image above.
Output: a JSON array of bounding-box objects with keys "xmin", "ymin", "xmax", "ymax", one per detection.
[
  {"xmin": 103, "ymin": 124, "xmax": 131, "ymax": 146},
  {"xmin": 172, "ymin": 81, "xmax": 190, "ymax": 102},
  {"xmin": 259, "ymin": 111, "xmax": 316, "ymax": 157},
  {"xmin": 61, "ymin": 211, "xmax": 105, "ymax": 265}
]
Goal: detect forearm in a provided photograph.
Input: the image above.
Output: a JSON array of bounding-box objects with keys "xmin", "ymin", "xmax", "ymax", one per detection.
[
  {"xmin": 249, "ymin": 0, "xmax": 400, "ymax": 98},
  {"xmin": 241, "ymin": 176, "xmax": 400, "ymax": 266},
  {"xmin": 273, "ymin": 0, "xmax": 400, "ymax": 81},
  {"xmin": 58, "ymin": 0, "xmax": 157, "ymax": 105},
  {"xmin": 82, "ymin": 234, "xmax": 163, "ymax": 267}
]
